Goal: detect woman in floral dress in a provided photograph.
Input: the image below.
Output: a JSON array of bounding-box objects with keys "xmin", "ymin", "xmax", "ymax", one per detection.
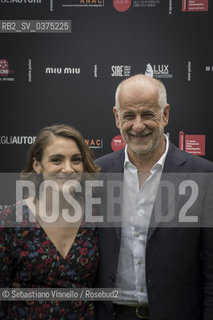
[{"xmin": 0, "ymin": 124, "xmax": 100, "ymax": 320}]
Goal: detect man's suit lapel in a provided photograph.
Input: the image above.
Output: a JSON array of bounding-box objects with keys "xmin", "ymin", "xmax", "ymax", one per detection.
[
  {"xmin": 107, "ymin": 149, "xmax": 125, "ymax": 241},
  {"xmin": 110, "ymin": 149, "xmax": 125, "ymax": 172},
  {"xmin": 110, "ymin": 145, "xmax": 188, "ymax": 241},
  {"xmin": 147, "ymin": 143, "xmax": 188, "ymax": 240},
  {"xmin": 105, "ymin": 144, "xmax": 189, "ymax": 241},
  {"xmin": 163, "ymin": 142, "xmax": 187, "ymax": 173}
]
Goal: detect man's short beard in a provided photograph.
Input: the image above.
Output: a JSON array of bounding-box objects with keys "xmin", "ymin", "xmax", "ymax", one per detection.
[{"xmin": 121, "ymin": 129, "xmax": 164, "ymax": 156}]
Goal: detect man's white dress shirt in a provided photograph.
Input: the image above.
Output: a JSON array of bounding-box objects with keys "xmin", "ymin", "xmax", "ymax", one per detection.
[{"xmin": 115, "ymin": 135, "xmax": 169, "ymax": 304}]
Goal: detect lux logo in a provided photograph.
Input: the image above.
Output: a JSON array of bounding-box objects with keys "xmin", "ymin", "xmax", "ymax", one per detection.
[{"xmin": 153, "ymin": 65, "xmax": 169, "ymax": 74}]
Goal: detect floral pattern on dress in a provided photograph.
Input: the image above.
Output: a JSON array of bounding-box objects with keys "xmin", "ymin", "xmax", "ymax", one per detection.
[{"xmin": 0, "ymin": 202, "xmax": 99, "ymax": 320}]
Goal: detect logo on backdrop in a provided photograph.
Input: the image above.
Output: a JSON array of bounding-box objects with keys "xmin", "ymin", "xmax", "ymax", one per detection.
[
  {"xmin": 111, "ymin": 65, "xmax": 131, "ymax": 77},
  {"xmin": 145, "ymin": 63, "xmax": 173, "ymax": 79},
  {"xmin": 133, "ymin": 0, "xmax": 160, "ymax": 8},
  {"xmin": 145, "ymin": 63, "xmax": 154, "ymax": 77},
  {"xmin": 179, "ymin": 131, "xmax": 206, "ymax": 156},
  {"xmin": 182, "ymin": 0, "xmax": 208, "ymax": 12},
  {"xmin": 0, "ymin": 59, "xmax": 9, "ymax": 76},
  {"xmin": 113, "ymin": 0, "xmax": 131, "ymax": 12},
  {"xmin": 85, "ymin": 138, "xmax": 104, "ymax": 149},
  {"xmin": 0, "ymin": 59, "xmax": 15, "ymax": 82},
  {"xmin": 1, "ymin": 0, "xmax": 42, "ymax": 3},
  {"xmin": 0, "ymin": 136, "xmax": 36, "ymax": 145},
  {"xmin": 45, "ymin": 67, "xmax": 80, "ymax": 75},
  {"xmin": 0, "ymin": 136, "xmax": 104, "ymax": 148},
  {"xmin": 205, "ymin": 65, "xmax": 213, "ymax": 72},
  {"xmin": 187, "ymin": 61, "xmax": 191, "ymax": 81},
  {"xmin": 113, "ymin": 0, "xmax": 161, "ymax": 11},
  {"xmin": 111, "ymin": 135, "xmax": 126, "ymax": 152},
  {"xmin": 62, "ymin": 0, "xmax": 104, "ymax": 7}
]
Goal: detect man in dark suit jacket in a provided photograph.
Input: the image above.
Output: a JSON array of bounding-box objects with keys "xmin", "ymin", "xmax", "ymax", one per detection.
[{"xmin": 95, "ymin": 74, "xmax": 213, "ymax": 320}]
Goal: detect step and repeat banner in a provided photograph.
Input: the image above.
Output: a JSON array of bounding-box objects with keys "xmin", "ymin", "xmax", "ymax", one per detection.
[{"xmin": 0, "ymin": 0, "xmax": 212, "ymax": 175}]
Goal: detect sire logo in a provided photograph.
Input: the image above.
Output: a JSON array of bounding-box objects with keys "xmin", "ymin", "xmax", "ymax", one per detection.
[{"xmin": 111, "ymin": 65, "xmax": 131, "ymax": 77}]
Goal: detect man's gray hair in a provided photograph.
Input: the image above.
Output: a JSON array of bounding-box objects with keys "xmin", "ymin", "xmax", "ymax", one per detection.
[{"xmin": 115, "ymin": 75, "xmax": 167, "ymax": 111}]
